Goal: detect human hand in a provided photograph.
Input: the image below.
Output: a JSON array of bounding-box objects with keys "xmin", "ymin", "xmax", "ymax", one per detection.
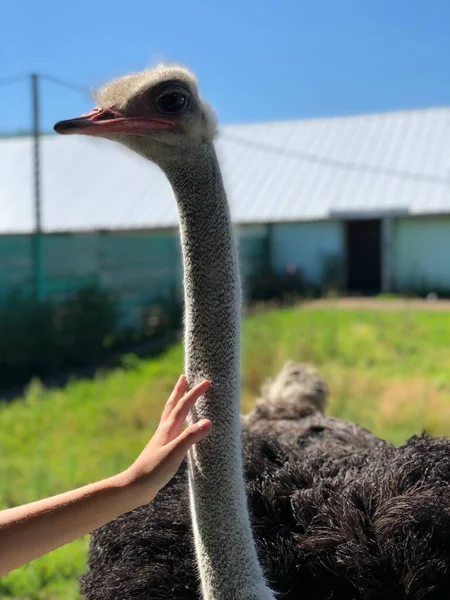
[
  {"xmin": 0, "ymin": 375, "xmax": 211, "ymax": 576},
  {"xmin": 124, "ymin": 375, "xmax": 211, "ymax": 503}
]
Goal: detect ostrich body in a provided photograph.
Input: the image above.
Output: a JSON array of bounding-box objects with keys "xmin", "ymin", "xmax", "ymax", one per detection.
[
  {"xmin": 79, "ymin": 362, "xmax": 450, "ymax": 600},
  {"xmin": 55, "ymin": 65, "xmax": 275, "ymax": 599},
  {"xmin": 55, "ymin": 66, "xmax": 450, "ymax": 600}
]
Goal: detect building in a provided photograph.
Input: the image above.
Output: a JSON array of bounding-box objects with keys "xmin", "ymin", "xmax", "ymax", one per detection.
[{"xmin": 1, "ymin": 106, "xmax": 449, "ymax": 323}]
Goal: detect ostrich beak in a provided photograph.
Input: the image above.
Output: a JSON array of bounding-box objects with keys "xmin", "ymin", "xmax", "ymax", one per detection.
[{"xmin": 54, "ymin": 107, "xmax": 176, "ymax": 136}]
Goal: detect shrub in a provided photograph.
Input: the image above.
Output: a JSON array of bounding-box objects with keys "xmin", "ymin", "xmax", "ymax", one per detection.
[
  {"xmin": 0, "ymin": 286, "xmax": 185, "ymax": 388},
  {"xmin": 320, "ymin": 253, "xmax": 344, "ymax": 295},
  {"xmin": 246, "ymin": 264, "xmax": 311, "ymax": 304},
  {"xmin": 56, "ymin": 286, "xmax": 117, "ymax": 365},
  {"xmin": 0, "ymin": 286, "xmax": 117, "ymax": 386}
]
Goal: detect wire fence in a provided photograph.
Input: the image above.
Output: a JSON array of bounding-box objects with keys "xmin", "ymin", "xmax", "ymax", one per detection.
[
  {"xmin": 2, "ymin": 71, "xmax": 449, "ymax": 387},
  {"xmin": 0, "ymin": 74, "xmax": 275, "ymax": 386}
]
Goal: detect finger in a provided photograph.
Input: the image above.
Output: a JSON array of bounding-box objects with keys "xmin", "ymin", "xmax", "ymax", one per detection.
[
  {"xmin": 168, "ymin": 419, "xmax": 212, "ymax": 460},
  {"xmin": 167, "ymin": 379, "xmax": 210, "ymax": 434},
  {"xmin": 160, "ymin": 375, "xmax": 187, "ymax": 423}
]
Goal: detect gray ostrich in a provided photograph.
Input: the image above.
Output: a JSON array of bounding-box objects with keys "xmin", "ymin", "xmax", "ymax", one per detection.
[
  {"xmin": 56, "ymin": 63, "xmax": 277, "ymax": 599},
  {"xmin": 55, "ymin": 65, "xmax": 450, "ymax": 600}
]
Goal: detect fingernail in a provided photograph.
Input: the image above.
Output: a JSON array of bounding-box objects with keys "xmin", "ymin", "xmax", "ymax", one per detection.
[{"xmin": 197, "ymin": 419, "xmax": 212, "ymax": 432}]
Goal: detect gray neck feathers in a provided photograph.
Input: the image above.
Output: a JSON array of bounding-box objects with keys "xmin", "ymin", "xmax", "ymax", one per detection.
[{"xmin": 165, "ymin": 143, "xmax": 275, "ymax": 600}]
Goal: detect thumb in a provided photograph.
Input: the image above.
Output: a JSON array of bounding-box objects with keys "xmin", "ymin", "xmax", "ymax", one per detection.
[{"xmin": 169, "ymin": 419, "xmax": 212, "ymax": 457}]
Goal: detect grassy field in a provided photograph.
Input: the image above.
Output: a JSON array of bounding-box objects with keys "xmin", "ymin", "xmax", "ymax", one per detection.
[{"xmin": 1, "ymin": 303, "xmax": 450, "ymax": 598}]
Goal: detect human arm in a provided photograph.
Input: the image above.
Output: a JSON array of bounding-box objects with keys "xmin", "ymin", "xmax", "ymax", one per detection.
[{"xmin": 0, "ymin": 375, "xmax": 211, "ymax": 576}]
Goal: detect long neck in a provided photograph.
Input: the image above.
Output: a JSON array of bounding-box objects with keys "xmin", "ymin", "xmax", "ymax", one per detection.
[{"xmin": 165, "ymin": 143, "xmax": 275, "ymax": 600}]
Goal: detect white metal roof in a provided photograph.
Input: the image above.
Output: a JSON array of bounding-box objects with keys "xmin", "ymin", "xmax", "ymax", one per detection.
[{"xmin": 1, "ymin": 106, "xmax": 449, "ymax": 234}]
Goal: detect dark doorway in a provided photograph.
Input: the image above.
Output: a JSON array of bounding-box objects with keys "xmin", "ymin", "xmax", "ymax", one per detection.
[{"xmin": 345, "ymin": 219, "xmax": 382, "ymax": 294}]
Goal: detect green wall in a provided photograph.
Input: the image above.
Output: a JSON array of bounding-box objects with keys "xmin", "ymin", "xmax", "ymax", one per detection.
[{"xmin": 0, "ymin": 225, "xmax": 267, "ymax": 328}]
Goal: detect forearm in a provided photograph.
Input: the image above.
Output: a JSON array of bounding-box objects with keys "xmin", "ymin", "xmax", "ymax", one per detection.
[
  {"xmin": 0, "ymin": 470, "xmax": 151, "ymax": 576},
  {"xmin": 0, "ymin": 377, "xmax": 210, "ymax": 577}
]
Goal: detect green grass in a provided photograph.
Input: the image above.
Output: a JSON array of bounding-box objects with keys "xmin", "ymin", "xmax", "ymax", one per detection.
[{"xmin": 1, "ymin": 305, "xmax": 450, "ymax": 598}]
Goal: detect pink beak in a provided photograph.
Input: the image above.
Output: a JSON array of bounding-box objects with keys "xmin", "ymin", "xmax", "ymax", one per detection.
[{"xmin": 54, "ymin": 107, "xmax": 176, "ymax": 136}]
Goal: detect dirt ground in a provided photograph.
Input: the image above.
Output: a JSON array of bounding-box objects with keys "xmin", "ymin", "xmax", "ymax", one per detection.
[{"xmin": 303, "ymin": 297, "xmax": 450, "ymax": 312}]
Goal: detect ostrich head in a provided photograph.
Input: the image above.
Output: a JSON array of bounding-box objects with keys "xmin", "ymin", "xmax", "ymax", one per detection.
[{"xmin": 54, "ymin": 64, "xmax": 217, "ymax": 165}]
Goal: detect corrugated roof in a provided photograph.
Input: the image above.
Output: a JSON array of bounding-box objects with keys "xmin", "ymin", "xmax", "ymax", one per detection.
[{"xmin": 1, "ymin": 107, "xmax": 449, "ymax": 234}]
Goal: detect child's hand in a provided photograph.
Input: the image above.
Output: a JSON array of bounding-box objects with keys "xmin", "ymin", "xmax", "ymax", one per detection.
[
  {"xmin": 0, "ymin": 375, "xmax": 211, "ymax": 576},
  {"xmin": 125, "ymin": 375, "xmax": 211, "ymax": 502}
]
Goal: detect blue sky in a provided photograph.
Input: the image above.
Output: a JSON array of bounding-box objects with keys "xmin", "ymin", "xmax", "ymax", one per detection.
[{"xmin": 2, "ymin": 0, "xmax": 450, "ymax": 133}]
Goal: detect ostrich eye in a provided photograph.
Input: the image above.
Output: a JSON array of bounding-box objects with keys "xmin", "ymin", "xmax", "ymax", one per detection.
[{"xmin": 156, "ymin": 91, "xmax": 188, "ymax": 114}]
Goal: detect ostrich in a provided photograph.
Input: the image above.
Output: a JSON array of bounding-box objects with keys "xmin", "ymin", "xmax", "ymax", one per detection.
[
  {"xmin": 55, "ymin": 63, "xmax": 277, "ymax": 599},
  {"xmin": 54, "ymin": 65, "xmax": 450, "ymax": 600}
]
